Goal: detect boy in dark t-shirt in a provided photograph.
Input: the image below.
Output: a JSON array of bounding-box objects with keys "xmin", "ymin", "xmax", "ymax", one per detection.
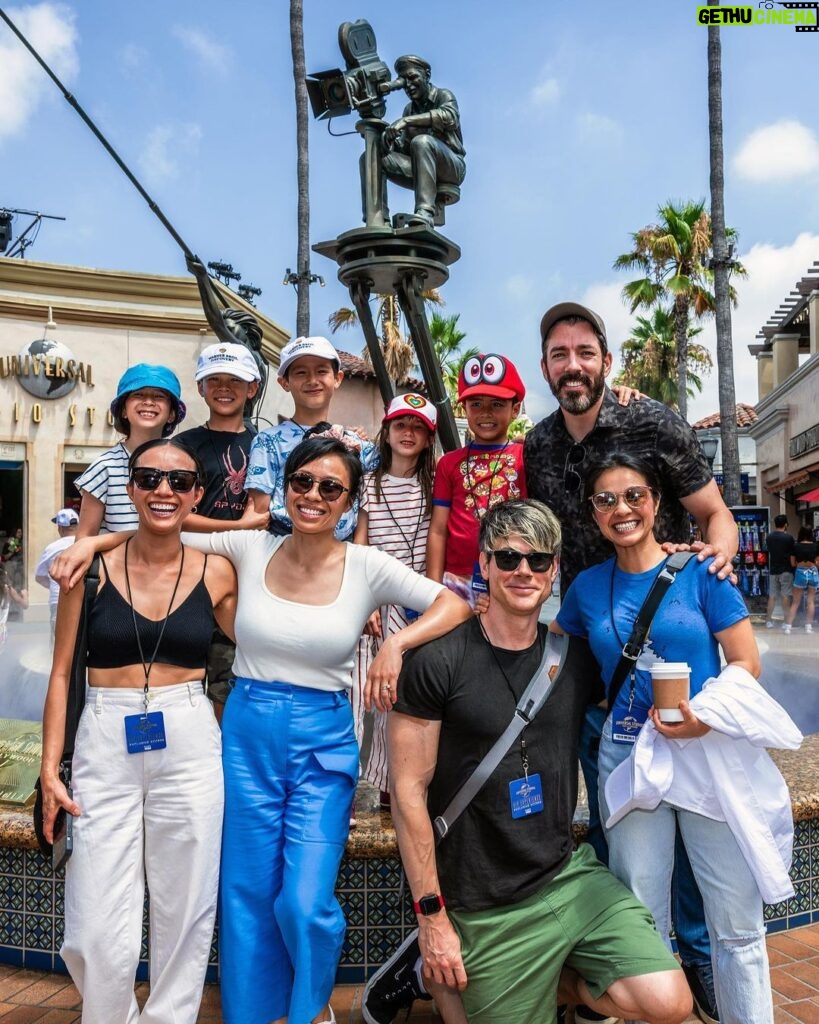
[{"xmin": 178, "ymin": 342, "xmax": 269, "ymax": 713}]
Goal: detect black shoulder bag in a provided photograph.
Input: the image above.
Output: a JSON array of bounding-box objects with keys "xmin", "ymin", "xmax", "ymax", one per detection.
[
  {"xmin": 33, "ymin": 556, "xmax": 100, "ymax": 859},
  {"xmin": 606, "ymin": 551, "xmax": 695, "ymax": 712}
]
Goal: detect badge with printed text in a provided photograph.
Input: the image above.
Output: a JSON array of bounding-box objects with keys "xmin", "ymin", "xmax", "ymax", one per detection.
[
  {"xmin": 509, "ymin": 773, "xmax": 544, "ymax": 819},
  {"xmin": 471, "ymin": 562, "xmax": 488, "ymax": 594},
  {"xmin": 611, "ymin": 709, "xmax": 647, "ymax": 745},
  {"xmin": 124, "ymin": 712, "xmax": 167, "ymax": 754}
]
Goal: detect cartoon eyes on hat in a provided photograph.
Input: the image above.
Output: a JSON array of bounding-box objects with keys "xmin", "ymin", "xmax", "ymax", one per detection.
[{"xmin": 463, "ymin": 354, "xmax": 507, "ymax": 385}]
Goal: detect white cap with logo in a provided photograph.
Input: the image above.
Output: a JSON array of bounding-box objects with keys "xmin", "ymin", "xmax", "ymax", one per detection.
[
  {"xmin": 195, "ymin": 343, "xmax": 261, "ymax": 383},
  {"xmin": 52, "ymin": 508, "xmax": 79, "ymax": 527},
  {"xmin": 277, "ymin": 336, "xmax": 340, "ymax": 379},
  {"xmin": 383, "ymin": 393, "xmax": 437, "ymax": 433}
]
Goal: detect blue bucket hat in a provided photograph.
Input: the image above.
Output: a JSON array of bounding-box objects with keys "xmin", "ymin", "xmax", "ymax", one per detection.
[{"xmin": 110, "ymin": 364, "xmax": 186, "ymax": 437}]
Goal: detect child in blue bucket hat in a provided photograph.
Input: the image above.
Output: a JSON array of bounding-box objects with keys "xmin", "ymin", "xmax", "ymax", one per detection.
[{"xmin": 75, "ymin": 364, "xmax": 185, "ymax": 536}]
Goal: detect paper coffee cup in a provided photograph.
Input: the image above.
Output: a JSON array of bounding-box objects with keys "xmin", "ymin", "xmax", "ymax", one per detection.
[{"xmin": 649, "ymin": 662, "xmax": 691, "ymax": 723}]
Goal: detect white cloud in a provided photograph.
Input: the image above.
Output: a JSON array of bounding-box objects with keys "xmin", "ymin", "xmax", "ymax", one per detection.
[
  {"xmin": 0, "ymin": 3, "xmax": 78, "ymax": 139},
  {"xmin": 575, "ymin": 112, "xmax": 623, "ymax": 146},
  {"xmin": 172, "ymin": 26, "xmax": 232, "ymax": 73},
  {"xmin": 505, "ymin": 274, "xmax": 535, "ymax": 300},
  {"xmin": 138, "ymin": 122, "xmax": 202, "ymax": 185},
  {"xmin": 530, "ymin": 77, "xmax": 560, "ymax": 106},
  {"xmin": 733, "ymin": 120, "xmax": 819, "ymax": 183},
  {"xmin": 119, "ymin": 42, "xmax": 148, "ymax": 74}
]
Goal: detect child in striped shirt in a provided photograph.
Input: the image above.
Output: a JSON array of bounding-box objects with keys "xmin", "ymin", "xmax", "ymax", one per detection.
[{"xmin": 353, "ymin": 394, "xmax": 437, "ymax": 798}]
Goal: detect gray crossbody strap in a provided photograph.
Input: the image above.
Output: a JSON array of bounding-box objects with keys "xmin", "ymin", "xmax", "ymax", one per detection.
[{"xmin": 433, "ymin": 632, "xmax": 569, "ymax": 843}]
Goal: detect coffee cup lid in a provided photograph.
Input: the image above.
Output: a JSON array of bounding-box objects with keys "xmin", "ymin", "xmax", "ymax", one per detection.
[{"xmin": 649, "ymin": 662, "xmax": 691, "ymax": 677}]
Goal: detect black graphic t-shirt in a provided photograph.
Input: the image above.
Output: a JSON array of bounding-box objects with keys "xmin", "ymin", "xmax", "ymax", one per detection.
[
  {"xmin": 524, "ymin": 389, "xmax": 711, "ymax": 595},
  {"xmin": 177, "ymin": 426, "xmax": 255, "ymax": 520}
]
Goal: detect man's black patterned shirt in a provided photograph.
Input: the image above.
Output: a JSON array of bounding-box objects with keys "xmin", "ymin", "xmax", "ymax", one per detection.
[{"xmin": 523, "ymin": 389, "xmax": 711, "ymax": 596}]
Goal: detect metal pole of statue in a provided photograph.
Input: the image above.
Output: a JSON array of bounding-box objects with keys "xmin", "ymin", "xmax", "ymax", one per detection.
[
  {"xmin": 307, "ymin": 19, "xmax": 465, "ymax": 452},
  {"xmin": 0, "ymin": 6, "xmax": 267, "ymax": 420}
]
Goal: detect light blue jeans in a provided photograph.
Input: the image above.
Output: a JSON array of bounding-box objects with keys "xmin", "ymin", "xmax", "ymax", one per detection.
[{"xmin": 598, "ymin": 719, "xmax": 773, "ymax": 1024}]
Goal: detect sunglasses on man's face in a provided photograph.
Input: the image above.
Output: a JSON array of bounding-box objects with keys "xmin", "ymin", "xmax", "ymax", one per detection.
[
  {"xmin": 287, "ymin": 472, "xmax": 350, "ymax": 502},
  {"xmin": 589, "ymin": 485, "xmax": 657, "ymax": 513},
  {"xmin": 489, "ymin": 549, "xmax": 555, "ymax": 573},
  {"xmin": 130, "ymin": 467, "xmax": 200, "ymax": 493}
]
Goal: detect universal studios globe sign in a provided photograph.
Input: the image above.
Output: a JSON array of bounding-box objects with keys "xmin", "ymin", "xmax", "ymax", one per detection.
[{"xmin": 4, "ymin": 338, "xmax": 92, "ymax": 400}]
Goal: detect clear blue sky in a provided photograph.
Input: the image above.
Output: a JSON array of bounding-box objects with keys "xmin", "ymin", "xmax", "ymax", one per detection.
[{"xmin": 3, "ymin": 1, "xmax": 818, "ymax": 423}]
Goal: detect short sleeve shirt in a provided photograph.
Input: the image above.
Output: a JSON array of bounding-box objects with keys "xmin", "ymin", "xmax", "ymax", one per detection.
[
  {"xmin": 765, "ymin": 530, "xmax": 795, "ymax": 575},
  {"xmin": 523, "ymin": 390, "xmax": 711, "ymax": 594},
  {"xmin": 395, "ymin": 622, "xmax": 601, "ymax": 912},
  {"xmin": 432, "ymin": 442, "xmax": 527, "ymax": 577},
  {"xmin": 361, "ymin": 473, "xmax": 429, "ymax": 573},
  {"xmin": 176, "ymin": 425, "xmax": 255, "ymax": 520},
  {"xmin": 75, "ymin": 443, "xmax": 137, "ymax": 533},
  {"xmin": 246, "ymin": 420, "xmax": 379, "ymax": 540}
]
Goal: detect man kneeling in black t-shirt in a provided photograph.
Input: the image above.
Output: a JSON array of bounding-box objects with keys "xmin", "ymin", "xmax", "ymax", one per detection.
[{"xmin": 387, "ymin": 500, "xmax": 691, "ymax": 1024}]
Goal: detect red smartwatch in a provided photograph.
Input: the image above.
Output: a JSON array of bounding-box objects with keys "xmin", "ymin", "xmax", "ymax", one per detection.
[{"xmin": 413, "ymin": 892, "xmax": 445, "ymax": 916}]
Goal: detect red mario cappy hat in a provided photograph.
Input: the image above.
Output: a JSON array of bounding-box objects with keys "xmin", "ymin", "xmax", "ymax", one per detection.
[{"xmin": 457, "ymin": 353, "xmax": 526, "ymax": 402}]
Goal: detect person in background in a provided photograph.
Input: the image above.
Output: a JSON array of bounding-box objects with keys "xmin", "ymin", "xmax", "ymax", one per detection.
[
  {"xmin": 765, "ymin": 514, "xmax": 795, "ymax": 629},
  {"xmin": 353, "ymin": 393, "xmax": 437, "ymax": 806},
  {"xmin": 782, "ymin": 525, "xmax": 818, "ymax": 635},
  {"xmin": 35, "ymin": 508, "xmax": 79, "ymax": 645},
  {"xmin": 426, "ymin": 353, "xmax": 526, "ymax": 607},
  {"xmin": 177, "ymin": 342, "xmax": 268, "ymax": 716},
  {"xmin": 0, "ymin": 562, "xmax": 27, "ymax": 653},
  {"xmin": 75, "ymin": 364, "xmax": 185, "ymax": 537}
]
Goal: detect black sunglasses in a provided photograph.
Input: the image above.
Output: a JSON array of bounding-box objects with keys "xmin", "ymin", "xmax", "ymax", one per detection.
[
  {"xmin": 589, "ymin": 485, "xmax": 657, "ymax": 513},
  {"xmin": 489, "ymin": 549, "xmax": 555, "ymax": 573},
  {"xmin": 130, "ymin": 467, "xmax": 200, "ymax": 493},
  {"xmin": 287, "ymin": 471, "xmax": 350, "ymax": 502},
  {"xmin": 563, "ymin": 443, "xmax": 586, "ymax": 494}
]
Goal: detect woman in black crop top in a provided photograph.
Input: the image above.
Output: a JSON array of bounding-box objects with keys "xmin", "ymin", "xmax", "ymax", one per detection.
[
  {"xmin": 39, "ymin": 438, "xmax": 237, "ymax": 1024},
  {"xmin": 783, "ymin": 526, "xmax": 819, "ymax": 635}
]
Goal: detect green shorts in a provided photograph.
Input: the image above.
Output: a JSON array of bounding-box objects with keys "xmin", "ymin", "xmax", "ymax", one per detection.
[{"xmin": 449, "ymin": 843, "xmax": 679, "ymax": 1024}]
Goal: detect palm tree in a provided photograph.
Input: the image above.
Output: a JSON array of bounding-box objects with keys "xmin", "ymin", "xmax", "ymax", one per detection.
[
  {"xmin": 614, "ymin": 307, "xmax": 712, "ymax": 409},
  {"xmin": 708, "ymin": 4, "xmax": 742, "ymax": 506},
  {"xmin": 290, "ymin": 0, "xmax": 310, "ymax": 335},
  {"xmin": 614, "ymin": 201, "xmax": 716, "ymax": 421},
  {"xmin": 428, "ymin": 313, "xmax": 478, "ymax": 405},
  {"xmin": 328, "ymin": 291, "xmax": 444, "ymax": 384}
]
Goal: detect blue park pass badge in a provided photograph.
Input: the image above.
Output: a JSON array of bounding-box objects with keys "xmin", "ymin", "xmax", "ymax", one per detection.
[
  {"xmin": 471, "ymin": 562, "xmax": 488, "ymax": 594},
  {"xmin": 509, "ymin": 773, "xmax": 544, "ymax": 819},
  {"xmin": 403, "ymin": 607, "xmax": 420, "ymax": 623},
  {"xmin": 611, "ymin": 708, "xmax": 648, "ymax": 745},
  {"xmin": 124, "ymin": 712, "xmax": 167, "ymax": 754}
]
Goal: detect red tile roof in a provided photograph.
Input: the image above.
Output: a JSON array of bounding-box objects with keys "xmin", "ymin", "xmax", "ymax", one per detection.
[
  {"xmin": 337, "ymin": 350, "xmax": 425, "ymax": 390},
  {"xmin": 692, "ymin": 403, "xmax": 758, "ymax": 430}
]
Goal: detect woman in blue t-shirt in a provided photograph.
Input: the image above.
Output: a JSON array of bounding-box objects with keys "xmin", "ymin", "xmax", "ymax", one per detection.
[{"xmin": 551, "ymin": 451, "xmax": 773, "ymax": 1024}]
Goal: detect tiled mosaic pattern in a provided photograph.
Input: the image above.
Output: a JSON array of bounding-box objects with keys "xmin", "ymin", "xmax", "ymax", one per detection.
[{"xmin": 0, "ymin": 821, "xmax": 816, "ymax": 979}]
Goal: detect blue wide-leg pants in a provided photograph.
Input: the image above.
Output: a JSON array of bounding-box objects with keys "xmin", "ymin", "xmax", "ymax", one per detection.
[{"xmin": 219, "ymin": 679, "xmax": 359, "ymax": 1024}]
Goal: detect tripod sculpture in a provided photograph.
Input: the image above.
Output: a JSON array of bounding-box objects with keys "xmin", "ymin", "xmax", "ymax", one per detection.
[{"xmin": 308, "ymin": 20, "xmax": 465, "ymax": 452}]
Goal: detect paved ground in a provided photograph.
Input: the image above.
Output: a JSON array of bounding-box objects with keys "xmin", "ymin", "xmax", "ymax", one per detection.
[{"xmin": 0, "ymin": 922, "xmax": 816, "ymax": 1022}]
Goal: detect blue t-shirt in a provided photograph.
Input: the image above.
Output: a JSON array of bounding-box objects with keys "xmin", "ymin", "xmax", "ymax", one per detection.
[
  {"xmin": 246, "ymin": 420, "xmax": 378, "ymax": 540},
  {"xmin": 557, "ymin": 555, "xmax": 748, "ymax": 731}
]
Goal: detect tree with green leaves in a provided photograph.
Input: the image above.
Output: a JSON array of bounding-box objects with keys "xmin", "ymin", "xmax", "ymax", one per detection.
[
  {"xmin": 613, "ymin": 200, "xmax": 744, "ymax": 421},
  {"xmin": 614, "ymin": 306, "xmax": 712, "ymax": 409},
  {"xmin": 428, "ymin": 312, "xmax": 478, "ymax": 405},
  {"xmin": 328, "ymin": 291, "xmax": 443, "ymax": 384}
]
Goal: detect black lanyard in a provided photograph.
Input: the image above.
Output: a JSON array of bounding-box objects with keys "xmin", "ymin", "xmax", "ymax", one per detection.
[
  {"xmin": 379, "ymin": 478, "xmax": 426, "ymax": 571},
  {"xmin": 124, "ymin": 539, "xmax": 185, "ymax": 710}
]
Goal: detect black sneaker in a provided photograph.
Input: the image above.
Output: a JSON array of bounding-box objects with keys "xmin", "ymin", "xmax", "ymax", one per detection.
[
  {"xmin": 682, "ymin": 962, "xmax": 720, "ymax": 1024},
  {"xmin": 573, "ymin": 1006, "xmax": 619, "ymax": 1023},
  {"xmin": 362, "ymin": 929, "xmax": 431, "ymax": 1024}
]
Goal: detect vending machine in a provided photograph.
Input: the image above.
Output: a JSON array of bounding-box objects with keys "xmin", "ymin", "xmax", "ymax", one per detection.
[{"xmin": 729, "ymin": 506, "xmax": 771, "ymax": 605}]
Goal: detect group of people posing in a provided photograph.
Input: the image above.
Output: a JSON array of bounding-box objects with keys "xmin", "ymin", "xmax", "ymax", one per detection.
[{"xmin": 38, "ymin": 301, "xmax": 800, "ymax": 1024}]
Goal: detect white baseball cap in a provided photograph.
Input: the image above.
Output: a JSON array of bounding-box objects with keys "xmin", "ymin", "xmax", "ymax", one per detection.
[
  {"xmin": 383, "ymin": 393, "xmax": 437, "ymax": 432},
  {"xmin": 195, "ymin": 343, "xmax": 261, "ymax": 383},
  {"xmin": 277, "ymin": 336, "xmax": 340, "ymax": 378},
  {"xmin": 52, "ymin": 508, "xmax": 79, "ymax": 527}
]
